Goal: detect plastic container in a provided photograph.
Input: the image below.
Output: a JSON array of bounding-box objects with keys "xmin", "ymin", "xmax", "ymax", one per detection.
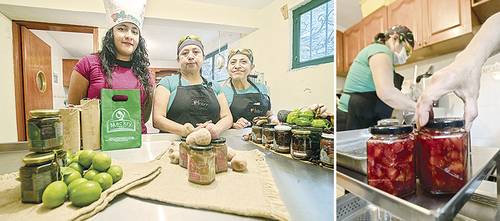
[
  {"xmin": 367, "ymin": 125, "xmax": 415, "ymax": 197},
  {"xmin": 417, "ymin": 118, "xmax": 469, "ymax": 195}
]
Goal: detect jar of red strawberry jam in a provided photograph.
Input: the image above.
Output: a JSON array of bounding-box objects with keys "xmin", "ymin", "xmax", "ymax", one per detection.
[
  {"xmin": 417, "ymin": 118, "xmax": 469, "ymax": 195},
  {"xmin": 367, "ymin": 125, "xmax": 415, "ymax": 197}
]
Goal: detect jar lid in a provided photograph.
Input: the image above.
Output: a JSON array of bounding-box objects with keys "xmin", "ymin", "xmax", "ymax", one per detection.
[
  {"xmin": 274, "ymin": 125, "xmax": 291, "ymax": 131},
  {"xmin": 321, "ymin": 133, "xmax": 334, "ymax": 139},
  {"xmin": 263, "ymin": 123, "xmax": 277, "ymax": 128},
  {"xmin": 23, "ymin": 152, "xmax": 55, "ymax": 165},
  {"xmin": 369, "ymin": 125, "xmax": 413, "ymax": 135},
  {"xmin": 303, "ymin": 126, "xmax": 324, "ymax": 133},
  {"xmin": 377, "ymin": 118, "xmax": 400, "ymax": 126},
  {"xmin": 252, "ymin": 125, "xmax": 262, "ymax": 129},
  {"xmin": 292, "ymin": 129, "xmax": 311, "ymax": 135},
  {"xmin": 211, "ymin": 137, "xmax": 226, "ymax": 144},
  {"xmin": 189, "ymin": 144, "xmax": 213, "ymax": 151},
  {"xmin": 424, "ymin": 118, "xmax": 464, "ymax": 129},
  {"xmin": 30, "ymin": 109, "xmax": 60, "ymax": 118}
]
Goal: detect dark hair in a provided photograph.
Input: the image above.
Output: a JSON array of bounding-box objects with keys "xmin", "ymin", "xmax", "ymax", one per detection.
[
  {"xmin": 374, "ymin": 25, "xmax": 414, "ymax": 48},
  {"xmin": 98, "ymin": 28, "xmax": 152, "ymax": 99}
]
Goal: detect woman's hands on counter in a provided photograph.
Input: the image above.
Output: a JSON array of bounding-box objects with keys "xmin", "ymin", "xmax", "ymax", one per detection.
[{"xmin": 233, "ymin": 118, "xmax": 251, "ymax": 129}]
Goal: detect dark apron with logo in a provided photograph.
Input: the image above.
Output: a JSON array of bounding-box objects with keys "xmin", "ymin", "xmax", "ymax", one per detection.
[
  {"xmin": 338, "ymin": 71, "xmax": 404, "ymax": 131},
  {"xmin": 229, "ymin": 80, "xmax": 271, "ymax": 123},
  {"xmin": 166, "ymin": 74, "xmax": 220, "ymax": 126}
]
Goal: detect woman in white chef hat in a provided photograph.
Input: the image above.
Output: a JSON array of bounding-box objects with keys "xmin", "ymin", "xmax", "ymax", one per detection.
[{"xmin": 68, "ymin": 0, "xmax": 153, "ymax": 134}]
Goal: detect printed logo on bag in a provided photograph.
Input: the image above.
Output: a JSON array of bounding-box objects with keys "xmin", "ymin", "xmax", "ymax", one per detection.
[{"xmin": 107, "ymin": 108, "xmax": 136, "ymax": 133}]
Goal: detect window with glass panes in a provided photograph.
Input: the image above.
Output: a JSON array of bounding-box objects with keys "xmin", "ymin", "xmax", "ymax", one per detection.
[
  {"xmin": 292, "ymin": 0, "xmax": 334, "ymax": 69},
  {"xmin": 201, "ymin": 45, "xmax": 229, "ymax": 82}
]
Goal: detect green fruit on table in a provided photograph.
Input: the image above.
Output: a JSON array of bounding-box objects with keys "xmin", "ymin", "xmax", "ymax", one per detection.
[
  {"xmin": 107, "ymin": 165, "xmax": 123, "ymax": 183},
  {"xmin": 63, "ymin": 168, "xmax": 82, "ymax": 185},
  {"xmin": 42, "ymin": 181, "xmax": 68, "ymax": 209},
  {"xmin": 92, "ymin": 172, "xmax": 113, "ymax": 190},
  {"xmin": 78, "ymin": 150, "xmax": 95, "ymax": 169},
  {"xmin": 311, "ymin": 118, "xmax": 328, "ymax": 128},
  {"xmin": 84, "ymin": 169, "xmax": 99, "ymax": 180},
  {"xmin": 299, "ymin": 109, "xmax": 315, "ymax": 120},
  {"xmin": 286, "ymin": 110, "xmax": 300, "ymax": 124},
  {"xmin": 69, "ymin": 181, "xmax": 102, "ymax": 207},
  {"xmin": 68, "ymin": 178, "xmax": 88, "ymax": 193},
  {"xmin": 68, "ymin": 162, "xmax": 83, "ymax": 175},
  {"xmin": 294, "ymin": 117, "xmax": 312, "ymax": 127},
  {"xmin": 92, "ymin": 152, "xmax": 112, "ymax": 172}
]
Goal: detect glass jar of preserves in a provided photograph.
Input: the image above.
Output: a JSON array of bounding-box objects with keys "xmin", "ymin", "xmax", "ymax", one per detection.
[
  {"xmin": 179, "ymin": 137, "xmax": 188, "ymax": 168},
  {"xmin": 417, "ymin": 118, "xmax": 468, "ymax": 195},
  {"xmin": 211, "ymin": 137, "xmax": 228, "ymax": 173},
  {"xmin": 251, "ymin": 126, "xmax": 263, "ymax": 144},
  {"xmin": 54, "ymin": 149, "xmax": 67, "ymax": 167},
  {"xmin": 320, "ymin": 133, "xmax": 334, "ymax": 167},
  {"xmin": 262, "ymin": 123, "xmax": 277, "ymax": 145},
  {"xmin": 304, "ymin": 127, "xmax": 324, "ymax": 162},
  {"xmin": 273, "ymin": 125, "xmax": 292, "ymax": 153},
  {"xmin": 367, "ymin": 125, "xmax": 415, "ymax": 197},
  {"xmin": 188, "ymin": 144, "xmax": 215, "ymax": 185},
  {"xmin": 20, "ymin": 152, "xmax": 59, "ymax": 203},
  {"xmin": 291, "ymin": 129, "xmax": 312, "ymax": 160},
  {"xmin": 27, "ymin": 109, "xmax": 64, "ymax": 152}
]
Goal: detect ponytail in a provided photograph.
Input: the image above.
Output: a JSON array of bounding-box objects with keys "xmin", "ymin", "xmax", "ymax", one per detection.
[{"xmin": 374, "ymin": 32, "xmax": 387, "ymax": 45}]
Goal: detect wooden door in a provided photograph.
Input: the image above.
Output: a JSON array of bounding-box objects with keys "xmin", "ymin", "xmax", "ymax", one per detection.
[
  {"xmin": 423, "ymin": 0, "xmax": 471, "ymax": 46},
  {"xmin": 336, "ymin": 30, "xmax": 345, "ymax": 76},
  {"xmin": 343, "ymin": 24, "xmax": 363, "ymax": 73},
  {"xmin": 21, "ymin": 27, "xmax": 53, "ymax": 129},
  {"xmin": 361, "ymin": 6, "xmax": 388, "ymax": 47},
  {"xmin": 388, "ymin": 0, "xmax": 423, "ymax": 49},
  {"xmin": 63, "ymin": 59, "xmax": 79, "ymax": 87}
]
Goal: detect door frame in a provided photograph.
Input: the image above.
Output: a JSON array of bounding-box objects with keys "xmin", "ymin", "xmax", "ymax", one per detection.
[{"xmin": 12, "ymin": 21, "xmax": 99, "ymax": 141}]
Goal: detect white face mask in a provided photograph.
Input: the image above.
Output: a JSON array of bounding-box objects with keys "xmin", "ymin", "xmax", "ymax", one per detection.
[{"xmin": 394, "ymin": 46, "xmax": 408, "ymax": 65}]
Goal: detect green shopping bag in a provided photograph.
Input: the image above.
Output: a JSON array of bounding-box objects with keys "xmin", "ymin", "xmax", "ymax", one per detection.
[{"xmin": 100, "ymin": 89, "xmax": 142, "ymax": 150}]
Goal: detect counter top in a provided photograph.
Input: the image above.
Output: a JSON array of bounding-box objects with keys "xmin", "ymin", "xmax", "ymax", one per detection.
[{"xmin": 0, "ymin": 129, "xmax": 334, "ymax": 221}]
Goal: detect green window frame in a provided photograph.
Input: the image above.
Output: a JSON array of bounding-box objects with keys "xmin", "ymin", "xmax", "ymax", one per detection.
[{"xmin": 292, "ymin": 0, "xmax": 334, "ymax": 69}]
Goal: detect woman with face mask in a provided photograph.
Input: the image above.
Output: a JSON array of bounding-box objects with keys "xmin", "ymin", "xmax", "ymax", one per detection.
[
  {"xmin": 68, "ymin": 0, "xmax": 153, "ymax": 134},
  {"xmin": 337, "ymin": 25, "xmax": 416, "ymax": 131},
  {"xmin": 153, "ymin": 35, "xmax": 233, "ymax": 138},
  {"xmin": 221, "ymin": 48, "xmax": 276, "ymax": 129}
]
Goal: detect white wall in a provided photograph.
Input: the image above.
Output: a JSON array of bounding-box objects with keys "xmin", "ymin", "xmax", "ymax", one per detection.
[
  {"xmin": 31, "ymin": 30, "xmax": 78, "ymax": 109},
  {"xmin": 396, "ymin": 52, "xmax": 500, "ymax": 147},
  {"xmin": 0, "ymin": 12, "xmax": 17, "ymax": 142},
  {"xmin": 234, "ymin": 0, "xmax": 335, "ymax": 112}
]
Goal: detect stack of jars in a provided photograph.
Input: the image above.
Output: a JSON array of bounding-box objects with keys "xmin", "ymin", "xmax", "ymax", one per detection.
[
  {"xmin": 185, "ymin": 137, "xmax": 228, "ymax": 185},
  {"xmin": 366, "ymin": 118, "xmax": 469, "ymax": 197},
  {"xmin": 20, "ymin": 109, "xmax": 66, "ymax": 203}
]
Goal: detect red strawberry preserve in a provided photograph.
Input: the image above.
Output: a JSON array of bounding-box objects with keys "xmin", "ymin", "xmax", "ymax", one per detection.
[
  {"xmin": 417, "ymin": 118, "xmax": 468, "ymax": 195},
  {"xmin": 367, "ymin": 125, "xmax": 415, "ymax": 197}
]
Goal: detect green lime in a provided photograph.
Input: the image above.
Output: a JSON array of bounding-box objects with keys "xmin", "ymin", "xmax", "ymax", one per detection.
[
  {"xmin": 83, "ymin": 169, "xmax": 99, "ymax": 180},
  {"xmin": 69, "ymin": 181, "xmax": 102, "ymax": 207},
  {"xmin": 68, "ymin": 178, "xmax": 87, "ymax": 193},
  {"xmin": 68, "ymin": 162, "xmax": 83, "ymax": 175},
  {"xmin": 92, "ymin": 173, "xmax": 113, "ymax": 190},
  {"xmin": 78, "ymin": 150, "xmax": 95, "ymax": 169},
  {"xmin": 92, "ymin": 152, "xmax": 111, "ymax": 172},
  {"xmin": 107, "ymin": 165, "xmax": 123, "ymax": 183},
  {"xmin": 63, "ymin": 168, "xmax": 82, "ymax": 185},
  {"xmin": 42, "ymin": 181, "xmax": 68, "ymax": 209}
]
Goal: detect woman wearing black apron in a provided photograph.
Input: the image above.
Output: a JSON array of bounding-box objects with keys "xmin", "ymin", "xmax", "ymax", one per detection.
[
  {"xmin": 221, "ymin": 48, "xmax": 275, "ymax": 129},
  {"xmin": 153, "ymin": 35, "xmax": 233, "ymax": 137},
  {"xmin": 337, "ymin": 25, "xmax": 416, "ymax": 131}
]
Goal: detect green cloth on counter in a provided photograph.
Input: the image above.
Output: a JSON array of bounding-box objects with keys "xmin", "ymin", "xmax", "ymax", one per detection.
[{"xmin": 338, "ymin": 43, "xmax": 394, "ymax": 112}]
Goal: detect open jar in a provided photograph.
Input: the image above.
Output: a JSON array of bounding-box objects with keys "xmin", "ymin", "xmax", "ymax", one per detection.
[
  {"xmin": 27, "ymin": 109, "xmax": 64, "ymax": 152},
  {"xmin": 320, "ymin": 133, "xmax": 334, "ymax": 167},
  {"xmin": 273, "ymin": 125, "xmax": 292, "ymax": 153},
  {"xmin": 211, "ymin": 137, "xmax": 228, "ymax": 173},
  {"xmin": 251, "ymin": 126, "xmax": 263, "ymax": 144},
  {"xmin": 262, "ymin": 123, "xmax": 277, "ymax": 145},
  {"xmin": 179, "ymin": 137, "xmax": 188, "ymax": 168},
  {"xmin": 417, "ymin": 118, "xmax": 469, "ymax": 195},
  {"xmin": 20, "ymin": 152, "xmax": 59, "ymax": 203},
  {"xmin": 291, "ymin": 129, "xmax": 311, "ymax": 160},
  {"xmin": 188, "ymin": 144, "xmax": 215, "ymax": 185},
  {"xmin": 367, "ymin": 125, "xmax": 415, "ymax": 197}
]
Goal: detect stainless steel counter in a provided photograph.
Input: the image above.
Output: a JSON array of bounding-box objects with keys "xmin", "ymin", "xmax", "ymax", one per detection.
[{"xmin": 0, "ymin": 129, "xmax": 334, "ymax": 221}]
